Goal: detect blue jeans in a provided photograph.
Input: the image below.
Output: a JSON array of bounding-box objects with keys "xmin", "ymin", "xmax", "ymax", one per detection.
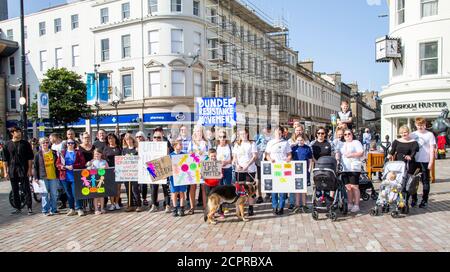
[
  {"xmin": 221, "ymin": 168, "xmax": 233, "ymax": 186},
  {"xmin": 272, "ymin": 193, "xmax": 286, "ymax": 209},
  {"xmin": 61, "ymin": 180, "xmax": 82, "ymax": 210},
  {"xmin": 289, "ymin": 193, "xmax": 296, "ymax": 206},
  {"xmin": 42, "ymin": 179, "xmax": 59, "ymax": 213}
]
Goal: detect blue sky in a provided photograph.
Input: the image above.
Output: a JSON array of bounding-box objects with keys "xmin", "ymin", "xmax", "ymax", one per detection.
[{"xmin": 8, "ymin": 0, "xmax": 390, "ymax": 92}]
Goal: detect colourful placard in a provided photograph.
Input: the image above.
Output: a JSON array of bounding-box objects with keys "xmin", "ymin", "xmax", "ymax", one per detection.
[
  {"xmin": 138, "ymin": 142, "xmax": 168, "ymax": 185},
  {"xmin": 114, "ymin": 155, "xmax": 139, "ymax": 182},
  {"xmin": 74, "ymin": 168, "xmax": 117, "ymax": 199},
  {"xmin": 261, "ymin": 161, "xmax": 307, "ymax": 193},
  {"xmin": 172, "ymin": 154, "xmax": 204, "ymax": 186},
  {"xmin": 146, "ymin": 155, "xmax": 173, "ymax": 182}
]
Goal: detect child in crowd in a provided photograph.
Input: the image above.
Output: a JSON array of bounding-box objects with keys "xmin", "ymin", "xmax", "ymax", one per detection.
[
  {"xmin": 291, "ymin": 135, "xmax": 313, "ymax": 213},
  {"xmin": 203, "ymin": 149, "xmax": 224, "ymax": 219},
  {"xmin": 337, "ymin": 100, "xmax": 353, "ymax": 131},
  {"xmin": 169, "ymin": 141, "xmax": 188, "ymax": 217},
  {"xmin": 87, "ymin": 148, "xmax": 109, "ymax": 215}
]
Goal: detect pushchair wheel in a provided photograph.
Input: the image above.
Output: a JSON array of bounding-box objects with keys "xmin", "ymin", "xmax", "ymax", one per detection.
[
  {"xmin": 370, "ymin": 208, "xmax": 378, "ymax": 216},
  {"xmin": 362, "ymin": 193, "xmax": 370, "ymax": 201},
  {"xmin": 371, "ymin": 192, "xmax": 379, "ymax": 200},
  {"xmin": 330, "ymin": 212, "xmax": 338, "ymax": 221},
  {"xmin": 391, "ymin": 211, "xmax": 399, "ymax": 218},
  {"xmin": 312, "ymin": 211, "xmax": 319, "ymax": 221}
]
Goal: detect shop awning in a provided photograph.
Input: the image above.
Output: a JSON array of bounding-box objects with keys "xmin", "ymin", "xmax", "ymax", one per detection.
[{"xmin": 0, "ymin": 38, "xmax": 19, "ymax": 57}]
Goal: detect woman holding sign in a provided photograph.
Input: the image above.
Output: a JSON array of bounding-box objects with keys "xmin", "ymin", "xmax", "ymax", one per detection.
[
  {"xmin": 265, "ymin": 126, "xmax": 292, "ymax": 216},
  {"xmin": 233, "ymin": 128, "xmax": 257, "ymax": 216},
  {"xmin": 122, "ymin": 133, "xmax": 143, "ymax": 212},
  {"xmin": 335, "ymin": 129, "xmax": 364, "ymax": 214},
  {"xmin": 187, "ymin": 125, "xmax": 210, "ymax": 215},
  {"xmin": 33, "ymin": 137, "xmax": 59, "ymax": 216}
]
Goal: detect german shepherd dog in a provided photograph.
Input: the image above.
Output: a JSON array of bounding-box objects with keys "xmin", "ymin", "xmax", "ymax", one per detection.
[{"xmin": 204, "ymin": 182, "xmax": 257, "ymax": 225}]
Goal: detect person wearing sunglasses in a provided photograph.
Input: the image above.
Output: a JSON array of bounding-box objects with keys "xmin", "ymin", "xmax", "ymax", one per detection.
[
  {"xmin": 148, "ymin": 129, "xmax": 172, "ymax": 214},
  {"xmin": 335, "ymin": 129, "xmax": 364, "ymax": 213},
  {"xmin": 56, "ymin": 139, "xmax": 86, "ymax": 216},
  {"xmin": 216, "ymin": 129, "xmax": 233, "ymax": 186},
  {"xmin": 310, "ymin": 127, "xmax": 333, "ymax": 162},
  {"xmin": 33, "ymin": 137, "xmax": 59, "ymax": 216}
]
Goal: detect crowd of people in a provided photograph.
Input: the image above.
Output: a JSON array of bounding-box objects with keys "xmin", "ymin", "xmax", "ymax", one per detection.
[{"xmin": 1, "ymin": 100, "xmax": 436, "ymax": 219}]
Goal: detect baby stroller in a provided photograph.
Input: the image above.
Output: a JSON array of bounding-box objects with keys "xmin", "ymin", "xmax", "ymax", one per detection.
[
  {"xmin": 370, "ymin": 161, "xmax": 406, "ymax": 218},
  {"xmin": 359, "ymin": 162, "xmax": 379, "ymax": 201},
  {"xmin": 312, "ymin": 156, "xmax": 348, "ymax": 221}
]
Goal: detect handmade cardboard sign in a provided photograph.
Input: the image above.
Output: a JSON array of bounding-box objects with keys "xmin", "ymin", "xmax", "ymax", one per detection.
[
  {"xmin": 171, "ymin": 153, "xmax": 204, "ymax": 186},
  {"xmin": 146, "ymin": 155, "xmax": 173, "ymax": 182},
  {"xmin": 74, "ymin": 168, "xmax": 117, "ymax": 199},
  {"xmin": 138, "ymin": 142, "xmax": 167, "ymax": 185},
  {"xmin": 201, "ymin": 161, "xmax": 223, "ymax": 179},
  {"xmin": 261, "ymin": 161, "xmax": 307, "ymax": 193},
  {"xmin": 114, "ymin": 155, "xmax": 139, "ymax": 182}
]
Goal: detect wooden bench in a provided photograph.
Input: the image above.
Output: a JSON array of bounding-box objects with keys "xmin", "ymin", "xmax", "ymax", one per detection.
[{"xmin": 366, "ymin": 152, "xmax": 385, "ymax": 179}]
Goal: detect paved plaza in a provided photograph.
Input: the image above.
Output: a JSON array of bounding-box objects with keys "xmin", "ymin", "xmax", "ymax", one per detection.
[{"xmin": 0, "ymin": 158, "xmax": 449, "ymax": 252}]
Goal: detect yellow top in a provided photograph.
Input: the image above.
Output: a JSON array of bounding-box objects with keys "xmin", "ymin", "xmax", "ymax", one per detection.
[{"xmin": 43, "ymin": 151, "xmax": 57, "ymax": 180}]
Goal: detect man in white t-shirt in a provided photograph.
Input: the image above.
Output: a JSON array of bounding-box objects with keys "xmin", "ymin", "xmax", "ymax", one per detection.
[
  {"xmin": 411, "ymin": 117, "xmax": 436, "ymax": 208},
  {"xmin": 265, "ymin": 126, "xmax": 292, "ymax": 215}
]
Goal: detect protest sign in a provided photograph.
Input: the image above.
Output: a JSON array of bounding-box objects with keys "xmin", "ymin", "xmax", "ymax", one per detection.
[
  {"xmin": 114, "ymin": 155, "xmax": 139, "ymax": 182},
  {"xmin": 261, "ymin": 161, "xmax": 307, "ymax": 193},
  {"xmin": 201, "ymin": 161, "xmax": 223, "ymax": 179},
  {"xmin": 32, "ymin": 180, "xmax": 47, "ymax": 194},
  {"xmin": 146, "ymin": 155, "xmax": 173, "ymax": 182},
  {"xmin": 195, "ymin": 97, "xmax": 237, "ymax": 127},
  {"xmin": 138, "ymin": 142, "xmax": 167, "ymax": 185},
  {"xmin": 74, "ymin": 168, "xmax": 117, "ymax": 199},
  {"xmin": 172, "ymin": 153, "xmax": 204, "ymax": 186}
]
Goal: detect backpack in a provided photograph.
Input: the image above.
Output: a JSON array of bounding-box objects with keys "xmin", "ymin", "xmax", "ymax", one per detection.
[{"xmin": 403, "ymin": 168, "xmax": 421, "ymax": 195}]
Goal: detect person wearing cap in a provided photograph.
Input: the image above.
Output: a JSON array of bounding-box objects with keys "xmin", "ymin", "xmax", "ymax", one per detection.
[{"xmin": 2, "ymin": 127, "xmax": 35, "ymax": 215}]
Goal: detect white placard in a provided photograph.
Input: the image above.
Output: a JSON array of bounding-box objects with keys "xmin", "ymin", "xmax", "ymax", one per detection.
[
  {"xmin": 138, "ymin": 142, "xmax": 168, "ymax": 185},
  {"xmin": 114, "ymin": 156, "xmax": 139, "ymax": 182},
  {"xmin": 261, "ymin": 161, "xmax": 307, "ymax": 193},
  {"xmin": 32, "ymin": 180, "xmax": 48, "ymax": 194}
]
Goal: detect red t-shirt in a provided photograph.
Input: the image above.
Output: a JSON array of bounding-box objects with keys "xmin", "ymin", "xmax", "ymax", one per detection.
[{"xmin": 204, "ymin": 178, "xmax": 220, "ymax": 187}]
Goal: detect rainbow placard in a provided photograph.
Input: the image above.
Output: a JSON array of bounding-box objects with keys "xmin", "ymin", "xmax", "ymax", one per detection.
[
  {"xmin": 171, "ymin": 154, "xmax": 204, "ymax": 186},
  {"xmin": 74, "ymin": 168, "xmax": 117, "ymax": 199},
  {"xmin": 138, "ymin": 142, "xmax": 168, "ymax": 185},
  {"xmin": 261, "ymin": 161, "xmax": 307, "ymax": 193},
  {"xmin": 146, "ymin": 155, "xmax": 173, "ymax": 182}
]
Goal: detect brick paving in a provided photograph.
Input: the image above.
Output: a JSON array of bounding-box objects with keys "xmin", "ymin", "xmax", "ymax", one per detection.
[{"xmin": 0, "ymin": 158, "xmax": 449, "ymax": 252}]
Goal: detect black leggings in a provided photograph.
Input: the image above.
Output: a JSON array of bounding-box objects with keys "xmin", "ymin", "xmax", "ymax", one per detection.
[
  {"xmin": 151, "ymin": 183, "xmax": 170, "ymax": 207},
  {"xmin": 124, "ymin": 182, "xmax": 142, "ymax": 207}
]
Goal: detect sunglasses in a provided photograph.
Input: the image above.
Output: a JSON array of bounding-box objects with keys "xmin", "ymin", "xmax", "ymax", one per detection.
[
  {"xmin": 67, "ymin": 142, "xmax": 75, "ymax": 145},
  {"xmin": 317, "ymin": 132, "xmax": 325, "ymax": 135},
  {"xmin": 219, "ymin": 136, "xmax": 227, "ymax": 139},
  {"xmin": 42, "ymin": 142, "xmax": 50, "ymax": 144},
  {"xmin": 153, "ymin": 136, "xmax": 162, "ymax": 139},
  {"xmin": 344, "ymin": 133, "xmax": 352, "ymax": 136}
]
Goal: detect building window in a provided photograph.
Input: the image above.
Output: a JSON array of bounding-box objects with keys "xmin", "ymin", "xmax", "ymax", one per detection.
[
  {"xmin": 194, "ymin": 72, "xmax": 202, "ymax": 97},
  {"xmin": 421, "ymin": 0, "xmax": 438, "ymax": 17},
  {"xmin": 172, "ymin": 70, "xmax": 185, "ymax": 96},
  {"xmin": 71, "ymin": 14, "xmax": 79, "ymax": 29},
  {"xmin": 171, "ymin": 0, "xmax": 182, "ymax": 12},
  {"xmin": 54, "ymin": 18, "xmax": 62, "ymax": 33},
  {"xmin": 193, "ymin": 31, "xmax": 201, "ymax": 54},
  {"xmin": 122, "ymin": 74, "xmax": 132, "ymax": 98},
  {"xmin": 122, "ymin": 2, "xmax": 130, "ymax": 19},
  {"xmin": 72, "ymin": 45, "xmax": 80, "ymax": 67},
  {"xmin": 171, "ymin": 29, "xmax": 183, "ymax": 54},
  {"xmin": 9, "ymin": 57, "xmax": 15, "ymax": 75},
  {"xmin": 210, "ymin": 8, "xmax": 217, "ymax": 24},
  {"xmin": 39, "ymin": 22, "xmax": 46, "ymax": 36},
  {"xmin": 149, "ymin": 71, "xmax": 161, "ymax": 97},
  {"xmin": 6, "ymin": 29, "xmax": 13, "ymax": 40},
  {"xmin": 55, "ymin": 48, "xmax": 63, "ymax": 68},
  {"xmin": 193, "ymin": 0, "xmax": 200, "ymax": 16},
  {"xmin": 148, "ymin": 0, "xmax": 158, "ymax": 14},
  {"xmin": 397, "ymin": 0, "xmax": 405, "ymax": 25},
  {"xmin": 10, "ymin": 89, "xmax": 17, "ymax": 110},
  {"xmin": 122, "ymin": 34, "xmax": 131, "ymax": 58},
  {"xmin": 420, "ymin": 41, "xmax": 438, "ymax": 76},
  {"xmin": 148, "ymin": 30, "xmax": 159, "ymax": 55},
  {"xmin": 101, "ymin": 39, "xmax": 109, "ymax": 61},
  {"xmin": 100, "ymin": 8, "xmax": 109, "ymax": 24},
  {"xmin": 40, "ymin": 50, "xmax": 47, "ymax": 71}
]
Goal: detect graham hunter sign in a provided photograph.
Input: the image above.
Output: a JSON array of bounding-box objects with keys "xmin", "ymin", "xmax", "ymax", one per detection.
[{"xmin": 384, "ymin": 100, "xmax": 450, "ymax": 115}]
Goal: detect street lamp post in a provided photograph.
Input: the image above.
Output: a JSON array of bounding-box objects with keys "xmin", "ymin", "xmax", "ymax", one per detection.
[
  {"xmin": 111, "ymin": 93, "xmax": 123, "ymax": 136},
  {"xmin": 20, "ymin": 0, "xmax": 27, "ymax": 140}
]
